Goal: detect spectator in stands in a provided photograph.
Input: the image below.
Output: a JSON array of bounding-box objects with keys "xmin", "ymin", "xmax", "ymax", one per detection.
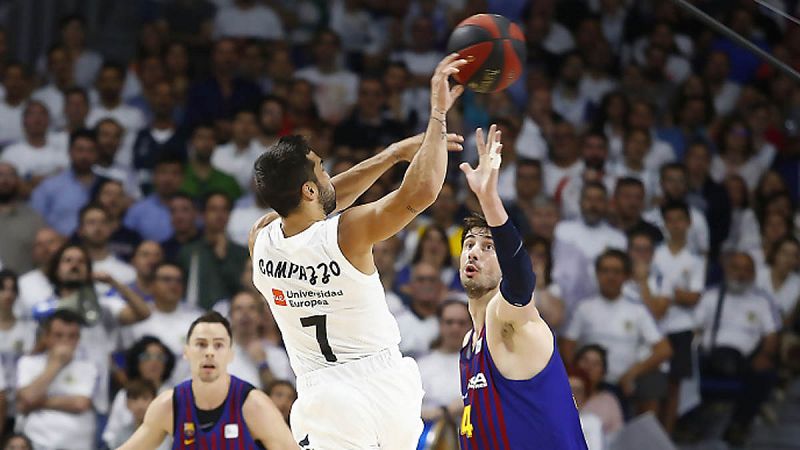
[
  {"xmin": 525, "ymin": 236, "xmax": 565, "ymax": 329},
  {"xmin": 403, "ymin": 181, "xmax": 464, "ymax": 265},
  {"xmin": 181, "ymin": 123, "xmax": 241, "ymax": 201},
  {"xmin": 161, "ymin": 193, "xmax": 201, "ymax": 262},
  {"xmin": 506, "ymin": 158, "xmax": 544, "ymax": 236},
  {"xmin": 722, "ymin": 174, "xmax": 760, "ymax": 256},
  {"xmin": 373, "ymin": 236, "xmax": 405, "ymax": 316},
  {"xmin": 696, "ymin": 251, "xmax": 779, "ymax": 445},
  {"xmin": 712, "ymin": 7, "xmax": 770, "ymax": 84},
  {"xmin": 58, "ymin": 87, "xmax": 90, "ymax": 135},
  {"xmin": 419, "ymin": 300, "xmax": 471, "ymax": 422},
  {"xmin": 211, "ymin": 109, "xmax": 262, "ymax": 191},
  {"xmin": 296, "ymin": 29, "xmax": 359, "ymax": 124},
  {"xmin": 563, "ymin": 249, "xmax": 672, "ymax": 415},
  {"xmin": 16, "ymin": 310, "xmax": 98, "ymax": 450},
  {"xmin": 555, "ymin": 181, "xmax": 627, "ymax": 264},
  {"xmin": 103, "ymin": 379, "xmax": 163, "ymax": 450},
  {"xmin": 131, "ymin": 80, "xmax": 189, "ymax": 192},
  {"xmin": 50, "ymin": 15, "xmax": 102, "ymax": 88},
  {"xmin": 257, "ymin": 95, "xmax": 285, "ymax": 149},
  {"xmin": 91, "ymin": 179, "xmax": 141, "ymax": 261},
  {"xmin": 213, "ymin": 0, "xmax": 284, "ymax": 41},
  {"xmin": 125, "ymin": 55, "xmax": 167, "ymax": 122},
  {"xmin": 87, "ymin": 63, "xmax": 145, "ymax": 134},
  {"xmin": 395, "ymin": 262, "xmax": 444, "ymax": 359},
  {"xmin": 226, "ymin": 180, "xmax": 271, "ymax": 248},
  {"xmin": 391, "ymin": 15, "xmax": 443, "ymax": 88},
  {"xmin": 124, "ymin": 154, "xmax": 184, "ymax": 242},
  {"xmin": 608, "ymin": 128, "xmax": 659, "ymax": 201},
  {"xmin": 266, "ymin": 380, "xmax": 296, "ymax": 425},
  {"xmin": 756, "ymin": 237, "xmax": 800, "ymax": 327},
  {"xmin": 610, "ymin": 177, "xmax": 663, "ymax": 244},
  {"xmin": 559, "ymin": 131, "xmax": 613, "ymax": 220},
  {"xmin": 593, "ymin": 91, "xmax": 629, "ymax": 165},
  {"xmin": 626, "ymin": 229, "xmax": 668, "ymax": 322},
  {"xmin": 105, "ymin": 336, "xmax": 176, "ymax": 450},
  {"xmin": 334, "ymin": 77, "xmax": 406, "ymax": 151},
  {"xmin": 0, "ymin": 163, "xmax": 44, "ymax": 273},
  {"xmin": 702, "ymin": 50, "xmax": 740, "ymax": 117},
  {"xmin": 566, "ymin": 366, "xmax": 604, "ymax": 450},
  {"xmin": 552, "ymin": 52, "xmax": 592, "ymax": 129},
  {"xmin": 227, "ymin": 291, "xmax": 293, "ymax": 389},
  {"xmin": 397, "ymin": 225, "xmax": 461, "ymax": 294},
  {"xmin": 75, "ymin": 203, "xmax": 136, "ymax": 285},
  {"xmin": 2, "ymin": 433, "xmax": 32, "ymax": 450},
  {"xmin": 123, "ymin": 262, "xmax": 200, "ymax": 384},
  {"xmin": 0, "ymin": 63, "xmax": 30, "ymax": 147},
  {"xmin": 574, "ymin": 344, "xmax": 625, "ymax": 439},
  {"xmin": 30, "ymin": 128, "xmax": 101, "ymax": 236},
  {"xmin": 32, "ymin": 45, "xmax": 73, "ymax": 130},
  {"xmin": 0, "ymin": 270, "xmax": 34, "ymax": 432},
  {"xmin": 710, "ymin": 115, "xmax": 767, "ymax": 192},
  {"xmin": 544, "ymin": 120, "xmax": 583, "ymax": 198},
  {"xmin": 92, "ymin": 118, "xmax": 140, "ymax": 198},
  {"xmin": 178, "ymin": 192, "xmax": 247, "ymax": 309},
  {"xmin": 644, "ymin": 163, "xmax": 710, "ymax": 256},
  {"xmin": 16, "ymin": 228, "xmax": 64, "ymax": 319},
  {"xmin": 183, "ymin": 38, "xmax": 262, "ymax": 140},
  {"xmin": 625, "ymin": 100, "xmax": 675, "ymax": 171},
  {"xmin": 128, "ymin": 240, "xmax": 163, "ymax": 303},
  {"xmin": 1, "ymin": 101, "xmax": 68, "ymax": 194}
]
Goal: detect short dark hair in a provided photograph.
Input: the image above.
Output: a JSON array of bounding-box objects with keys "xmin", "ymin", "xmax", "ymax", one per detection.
[
  {"xmin": 517, "ymin": 158, "xmax": 542, "ymax": 171},
  {"xmin": 186, "ymin": 311, "xmax": 233, "ymax": 343},
  {"xmin": 595, "ymin": 248, "xmax": 632, "ymax": 275},
  {"xmin": 575, "ymin": 344, "xmax": 608, "ymax": 374},
  {"xmin": 202, "ymin": 191, "xmax": 233, "ymax": 212},
  {"xmin": 260, "ymin": 95, "xmax": 286, "ymax": 111},
  {"xmin": 69, "ymin": 128, "xmax": 96, "ymax": 148},
  {"xmin": 614, "ymin": 177, "xmax": 645, "ymax": 195},
  {"xmin": 659, "ymin": 162, "xmax": 687, "ymax": 179},
  {"xmin": 78, "ymin": 202, "xmax": 109, "ymax": 225},
  {"xmin": 64, "ymin": 86, "xmax": 89, "ymax": 103},
  {"xmin": 461, "ymin": 213, "xmax": 490, "ymax": 247},
  {"xmin": 126, "ymin": 378, "xmax": 157, "ymax": 400},
  {"xmin": 169, "ymin": 191, "xmax": 196, "ymax": 206},
  {"xmin": 0, "ymin": 269, "xmax": 18, "ymax": 295},
  {"xmin": 98, "ymin": 61, "xmax": 126, "ymax": 79},
  {"xmin": 767, "ymin": 236, "xmax": 800, "ymax": 266},
  {"xmin": 95, "ymin": 117, "xmax": 123, "ymax": 133},
  {"xmin": 154, "ymin": 152, "xmax": 185, "ymax": 169},
  {"xmin": 581, "ymin": 180, "xmax": 607, "ymax": 198},
  {"xmin": 126, "ymin": 336, "xmax": 176, "ymax": 382},
  {"xmin": 59, "ymin": 14, "xmax": 86, "ymax": 30},
  {"xmin": 661, "ymin": 200, "xmax": 691, "ymax": 220},
  {"xmin": 254, "ymin": 135, "xmax": 317, "ymax": 217},
  {"xmin": 43, "ymin": 309, "xmax": 85, "ymax": 331}
]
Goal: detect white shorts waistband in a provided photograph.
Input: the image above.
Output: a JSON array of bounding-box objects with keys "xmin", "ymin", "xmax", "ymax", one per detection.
[{"xmin": 296, "ymin": 346, "xmax": 402, "ymax": 391}]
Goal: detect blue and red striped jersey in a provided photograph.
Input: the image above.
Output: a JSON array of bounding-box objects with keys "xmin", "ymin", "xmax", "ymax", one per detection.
[
  {"xmin": 459, "ymin": 328, "xmax": 588, "ymax": 450},
  {"xmin": 172, "ymin": 375, "xmax": 264, "ymax": 450}
]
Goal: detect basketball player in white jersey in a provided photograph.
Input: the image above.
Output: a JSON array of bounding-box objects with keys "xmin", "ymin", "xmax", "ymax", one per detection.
[{"xmin": 248, "ymin": 53, "xmax": 466, "ymax": 449}]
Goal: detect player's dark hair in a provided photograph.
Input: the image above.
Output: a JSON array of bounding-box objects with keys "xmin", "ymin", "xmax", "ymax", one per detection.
[
  {"xmin": 575, "ymin": 344, "xmax": 609, "ymax": 375},
  {"xmin": 186, "ymin": 311, "xmax": 233, "ymax": 344},
  {"xmin": 126, "ymin": 378, "xmax": 158, "ymax": 400},
  {"xmin": 595, "ymin": 249, "xmax": 632, "ymax": 276},
  {"xmin": 0, "ymin": 269, "xmax": 18, "ymax": 295},
  {"xmin": 69, "ymin": 128, "xmax": 96, "ymax": 148},
  {"xmin": 254, "ymin": 135, "xmax": 318, "ymax": 217},
  {"xmin": 461, "ymin": 213, "xmax": 490, "ymax": 247},
  {"xmin": 126, "ymin": 336, "xmax": 176, "ymax": 382},
  {"xmin": 661, "ymin": 200, "xmax": 691, "ymax": 221}
]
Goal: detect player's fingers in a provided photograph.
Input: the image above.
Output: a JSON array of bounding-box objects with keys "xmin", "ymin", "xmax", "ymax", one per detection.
[
  {"xmin": 475, "ymin": 127, "xmax": 485, "ymax": 155},
  {"xmin": 450, "ymin": 84, "xmax": 465, "ymax": 101},
  {"xmin": 436, "ymin": 53, "xmax": 460, "ymax": 72},
  {"xmin": 459, "ymin": 162, "xmax": 473, "ymax": 174},
  {"xmin": 486, "ymin": 124, "xmax": 497, "ymax": 148},
  {"xmin": 442, "ymin": 66, "xmax": 461, "ymax": 76}
]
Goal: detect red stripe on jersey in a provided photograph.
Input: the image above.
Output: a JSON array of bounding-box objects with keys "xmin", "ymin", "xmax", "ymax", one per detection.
[
  {"xmin": 478, "ymin": 352, "xmax": 502, "ymax": 450},
  {"xmin": 488, "ymin": 366, "xmax": 512, "ymax": 449}
]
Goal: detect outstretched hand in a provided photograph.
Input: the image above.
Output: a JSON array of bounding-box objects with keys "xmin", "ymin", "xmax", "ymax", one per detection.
[
  {"xmin": 430, "ymin": 53, "xmax": 467, "ymax": 114},
  {"xmin": 392, "ymin": 132, "xmax": 465, "ymax": 162},
  {"xmin": 459, "ymin": 125, "xmax": 503, "ymax": 201}
]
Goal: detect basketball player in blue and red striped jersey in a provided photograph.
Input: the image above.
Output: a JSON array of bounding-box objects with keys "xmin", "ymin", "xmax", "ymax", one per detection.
[
  {"xmin": 456, "ymin": 125, "xmax": 588, "ymax": 449},
  {"xmin": 117, "ymin": 312, "xmax": 298, "ymax": 450}
]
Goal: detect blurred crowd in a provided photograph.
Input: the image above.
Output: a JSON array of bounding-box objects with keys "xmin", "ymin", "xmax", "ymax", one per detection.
[{"xmin": 0, "ymin": 0, "xmax": 797, "ymax": 449}]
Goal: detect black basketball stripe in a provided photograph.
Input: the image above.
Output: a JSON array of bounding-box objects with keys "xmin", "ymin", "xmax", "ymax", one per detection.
[
  {"xmin": 447, "ymin": 25, "xmax": 494, "ymax": 53},
  {"xmin": 465, "ymin": 37, "xmax": 506, "ymax": 93},
  {"xmin": 511, "ymin": 39, "xmax": 527, "ymax": 65},
  {"xmin": 491, "ymin": 14, "xmax": 509, "ymax": 40}
]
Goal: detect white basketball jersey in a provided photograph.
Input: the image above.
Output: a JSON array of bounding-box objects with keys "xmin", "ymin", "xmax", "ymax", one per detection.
[{"xmin": 251, "ymin": 214, "xmax": 401, "ymax": 376}]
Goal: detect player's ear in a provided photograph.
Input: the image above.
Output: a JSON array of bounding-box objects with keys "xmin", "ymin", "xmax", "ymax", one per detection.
[{"xmin": 301, "ymin": 181, "xmax": 316, "ymax": 201}]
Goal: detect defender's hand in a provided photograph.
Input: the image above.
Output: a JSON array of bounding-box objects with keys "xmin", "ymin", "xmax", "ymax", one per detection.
[
  {"xmin": 430, "ymin": 53, "xmax": 467, "ymax": 114},
  {"xmin": 459, "ymin": 125, "xmax": 503, "ymax": 201}
]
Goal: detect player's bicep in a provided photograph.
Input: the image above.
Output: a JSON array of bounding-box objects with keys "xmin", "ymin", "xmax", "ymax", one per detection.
[
  {"xmin": 248, "ymin": 211, "xmax": 280, "ymax": 256},
  {"xmin": 242, "ymin": 390, "xmax": 297, "ymax": 449},
  {"xmin": 339, "ymin": 190, "xmax": 418, "ymax": 250}
]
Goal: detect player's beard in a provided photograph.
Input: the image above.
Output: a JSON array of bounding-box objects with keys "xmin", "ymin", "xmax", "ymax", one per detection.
[
  {"xmin": 320, "ymin": 183, "xmax": 336, "ymax": 216},
  {"xmin": 461, "ymin": 272, "xmax": 499, "ymax": 299}
]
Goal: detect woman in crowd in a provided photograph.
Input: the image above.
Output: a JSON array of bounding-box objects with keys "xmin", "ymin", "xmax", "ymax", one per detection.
[
  {"xmin": 757, "ymin": 237, "xmax": 800, "ymax": 327},
  {"xmin": 574, "ymin": 344, "xmax": 625, "ymax": 438}
]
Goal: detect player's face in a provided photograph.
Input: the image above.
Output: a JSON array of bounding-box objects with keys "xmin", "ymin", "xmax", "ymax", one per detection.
[
  {"xmin": 460, "ymin": 229, "xmax": 501, "ymax": 295},
  {"xmin": 185, "ymin": 323, "xmax": 233, "ymax": 383}
]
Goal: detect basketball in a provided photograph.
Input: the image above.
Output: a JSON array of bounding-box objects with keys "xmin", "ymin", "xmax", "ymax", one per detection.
[{"xmin": 446, "ymin": 13, "xmax": 526, "ymax": 93}]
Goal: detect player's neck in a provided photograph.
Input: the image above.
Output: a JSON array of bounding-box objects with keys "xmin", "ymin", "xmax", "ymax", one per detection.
[
  {"xmin": 192, "ymin": 373, "xmax": 231, "ymax": 410},
  {"xmin": 281, "ymin": 210, "xmax": 324, "ymax": 237},
  {"xmin": 467, "ymin": 288, "xmax": 495, "ymax": 333}
]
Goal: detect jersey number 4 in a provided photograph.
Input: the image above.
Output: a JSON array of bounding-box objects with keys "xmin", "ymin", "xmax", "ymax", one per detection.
[
  {"xmin": 460, "ymin": 404, "xmax": 474, "ymax": 438},
  {"xmin": 301, "ymin": 315, "xmax": 338, "ymax": 362}
]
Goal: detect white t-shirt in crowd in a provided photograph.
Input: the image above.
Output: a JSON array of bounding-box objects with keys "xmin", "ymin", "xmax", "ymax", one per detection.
[
  {"xmin": 87, "ymin": 103, "xmax": 146, "ymax": 135},
  {"xmin": 713, "ymin": 81, "xmax": 741, "ymax": 117},
  {"xmin": 542, "ymin": 22, "xmax": 576, "ymax": 55},
  {"xmin": 417, "ymin": 349, "xmax": 461, "ymax": 409},
  {"xmin": 555, "ymin": 219, "xmax": 627, "ymax": 263},
  {"xmin": 650, "ymin": 244, "xmax": 706, "ymax": 333},
  {"xmin": 213, "ymin": 4, "xmax": 285, "ymax": 40},
  {"xmin": 643, "ymin": 140, "xmax": 676, "ymax": 173},
  {"xmin": 756, "ymin": 267, "xmax": 800, "ymax": 320},
  {"xmin": 295, "ymin": 66, "xmax": 359, "ymax": 123},
  {"xmin": 17, "ymin": 354, "xmax": 98, "ymax": 450},
  {"xmin": 15, "ymin": 269, "xmax": 53, "ymax": 319},
  {"xmin": 543, "ymin": 159, "xmax": 584, "ymax": 198},
  {"xmin": 226, "ymin": 198, "xmax": 271, "ymax": 248},
  {"xmin": 32, "ymin": 84, "xmax": 66, "ymax": 129},
  {"xmin": 0, "ymin": 320, "xmax": 36, "ymax": 416},
  {"xmin": 565, "ymin": 294, "xmax": 663, "ymax": 383},
  {"xmin": 695, "ymin": 286, "xmax": 778, "ymax": 355},
  {"xmin": 227, "ymin": 341, "xmax": 294, "ymax": 389},
  {"xmin": 552, "ymin": 86, "xmax": 592, "ymax": 128},
  {"xmin": 0, "ymin": 139, "xmax": 69, "ymax": 180},
  {"xmin": 0, "ymin": 101, "xmax": 25, "ymax": 146},
  {"xmin": 211, "ymin": 141, "xmax": 263, "ymax": 190},
  {"xmin": 580, "ymin": 75, "xmax": 618, "ymax": 105},
  {"xmin": 515, "ymin": 117, "xmax": 549, "ymax": 161},
  {"xmin": 395, "ymin": 308, "xmax": 439, "ymax": 360},
  {"xmin": 94, "ymin": 254, "xmax": 137, "ymax": 286},
  {"xmin": 709, "ymin": 155, "xmax": 767, "ymax": 192},
  {"xmin": 391, "ymin": 50, "xmax": 443, "ymax": 77}
]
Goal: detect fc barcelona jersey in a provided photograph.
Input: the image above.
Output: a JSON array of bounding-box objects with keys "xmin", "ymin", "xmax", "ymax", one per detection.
[
  {"xmin": 459, "ymin": 328, "xmax": 588, "ymax": 450},
  {"xmin": 172, "ymin": 375, "xmax": 264, "ymax": 450}
]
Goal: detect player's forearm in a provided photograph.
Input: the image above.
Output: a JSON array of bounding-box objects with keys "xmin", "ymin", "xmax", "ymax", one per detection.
[
  {"xmin": 397, "ymin": 113, "xmax": 448, "ymax": 210},
  {"xmin": 331, "ymin": 147, "xmax": 398, "ymax": 212},
  {"xmin": 489, "ymin": 217, "xmax": 536, "ymax": 308}
]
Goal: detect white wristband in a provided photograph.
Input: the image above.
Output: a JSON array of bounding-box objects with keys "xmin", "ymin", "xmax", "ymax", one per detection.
[{"xmin": 488, "ymin": 138, "xmax": 502, "ymax": 169}]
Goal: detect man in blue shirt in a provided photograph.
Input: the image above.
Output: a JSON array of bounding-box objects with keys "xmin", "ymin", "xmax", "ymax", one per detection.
[
  {"xmin": 30, "ymin": 129, "xmax": 104, "ymax": 236},
  {"xmin": 123, "ymin": 154, "xmax": 184, "ymax": 242}
]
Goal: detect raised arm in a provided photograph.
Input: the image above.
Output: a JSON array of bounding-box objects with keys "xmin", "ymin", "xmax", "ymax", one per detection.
[
  {"xmin": 242, "ymin": 389, "xmax": 299, "ymax": 450},
  {"xmin": 338, "ymin": 54, "xmax": 466, "ymax": 268},
  {"xmin": 116, "ymin": 390, "xmax": 172, "ymax": 450}
]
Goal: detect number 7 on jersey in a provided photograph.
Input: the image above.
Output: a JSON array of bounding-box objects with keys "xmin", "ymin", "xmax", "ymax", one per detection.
[{"xmin": 301, "ymin": 314, "xmax": 338, "ymax": 362}]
